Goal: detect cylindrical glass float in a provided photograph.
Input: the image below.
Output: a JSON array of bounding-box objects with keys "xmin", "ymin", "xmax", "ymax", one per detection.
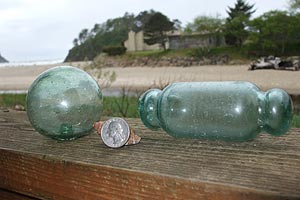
[
  {"xmin": 139, "ymin": 81, "xmax": 293, "ymax": 141},
  {"xmin": 26, "ymin": 66, "xmax": 103, "ymax": 140}
]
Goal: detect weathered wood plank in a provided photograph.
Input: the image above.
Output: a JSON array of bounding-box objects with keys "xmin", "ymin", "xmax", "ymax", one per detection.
[
  {"xmin": 0, "ymin": 109, "xmax": 300, "ymax": 199},
  {"xmin": 0, "ymin": 189, "xmax": 38, "ymax": 200}
]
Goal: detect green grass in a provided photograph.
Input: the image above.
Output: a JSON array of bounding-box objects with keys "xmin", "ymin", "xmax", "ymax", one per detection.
[
  {"xmin": 1, "ymin": 94, "xmax": 300, "ymax": 127},
  {"xmin": 126, "ymin": 50, "xmax": 165, "ymax": 58},
  {"xmin": 123, "ymin": 46, "xmax": 253, "ymax": 61},
  {"xmin": 0, "ymin": 94, "xmax": 139, "ymax": 118},
  {"xmin": 125, "ymin": 48, "xmax": 198, "ymax": 59},
  {"xmin": 102, "ymin": 96, "xmax": 139, "ymax": 118},
  {"xmin": 0, "ymin": 94, "xmax": 27, "ymax": 109},
  {"xmin": 292, "ymin": 114, "xmax": 300, "ymax": 128},
  {"xmin": 208, "ymin": 46, "xmax": 252, "ymax": 59},
  {"xmin": 125, "ymin": 49, "xmax": 184, "ymax": 59}
]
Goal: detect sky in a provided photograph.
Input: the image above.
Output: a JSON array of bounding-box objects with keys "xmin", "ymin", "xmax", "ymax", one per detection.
[{"xmin": 0, "ymin": 0, "xmax": 289, "ymax": 62}]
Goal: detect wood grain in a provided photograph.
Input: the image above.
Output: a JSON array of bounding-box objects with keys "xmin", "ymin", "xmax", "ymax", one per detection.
[
  {"xmin": 0, "ymin": 189, "xmax": 38, "ymax": 200},
  {"xmin": 0, "ymin": 109, "xmax": 300, "ymax": 199}
]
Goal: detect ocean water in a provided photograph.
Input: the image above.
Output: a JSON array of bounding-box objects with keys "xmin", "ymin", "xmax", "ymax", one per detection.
[{"xmin": 0, "ymin": 59, "xmax": 64, "ymax": 68}]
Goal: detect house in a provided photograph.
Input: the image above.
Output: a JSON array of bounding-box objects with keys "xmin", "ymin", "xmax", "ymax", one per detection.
[
  {"xmin": 123, "ymin": 31, "xmax": 161, "ymax": 52},
  {"xmin": 167, "ymin": 32, "xmax": 225, "ymax": 50},
  {"xmin": 123, "ymin": 30, "xmax": 224, "ymax": 52}
]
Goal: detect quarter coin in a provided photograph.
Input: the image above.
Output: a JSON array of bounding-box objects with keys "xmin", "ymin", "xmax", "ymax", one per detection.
[{"xmin": 100, "ymin": 118, "xmax": 130, "ymax": 148}]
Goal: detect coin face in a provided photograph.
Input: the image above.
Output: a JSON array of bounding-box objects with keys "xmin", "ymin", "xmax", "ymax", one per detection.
[{"xmin": 100, "ymin": 118, "xmax": 130, "ymax": 148}]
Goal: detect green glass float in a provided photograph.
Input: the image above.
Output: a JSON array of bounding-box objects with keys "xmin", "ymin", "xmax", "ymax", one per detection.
[
  {"xmin": 139, "ymin": 81, "xmax": 293, "ymax": 141},
  {"xmin": 26, "ymin": 66, "xmax": 103, "ymax": 140}
]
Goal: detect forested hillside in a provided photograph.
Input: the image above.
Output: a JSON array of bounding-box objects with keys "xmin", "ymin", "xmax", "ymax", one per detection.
[
  {"xmin": 65, "ymin": 1, "xmax": 300, "ymax": 62},
  {"xmin": 65, "ymin": 10, "xmax": 178, "ymax": 61}
]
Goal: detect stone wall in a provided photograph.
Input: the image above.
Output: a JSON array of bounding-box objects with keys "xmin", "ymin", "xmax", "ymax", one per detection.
[{"xmin": 93, "ymin": 55, "xmax": 230, "ymax": 68}]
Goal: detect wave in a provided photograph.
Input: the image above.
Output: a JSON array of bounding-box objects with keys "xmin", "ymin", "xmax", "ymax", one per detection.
[
  {"xmin": 0, "ymin": 59, "xmax": 64, "ymax": 68},
  {"xmin": 0, "ymin": 90, "xmax": 28, "ymax": 94}
]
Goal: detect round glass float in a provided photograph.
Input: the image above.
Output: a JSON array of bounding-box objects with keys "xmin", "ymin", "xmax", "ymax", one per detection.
[{"xmin": 26, "ymin": 66, "xmax": 103, "ymax": 140}]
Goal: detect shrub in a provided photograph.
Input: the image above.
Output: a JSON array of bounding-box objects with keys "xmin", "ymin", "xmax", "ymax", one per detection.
[{"xmin": 102, "ymin": 45, "xmax": 126, "ymax": 56}]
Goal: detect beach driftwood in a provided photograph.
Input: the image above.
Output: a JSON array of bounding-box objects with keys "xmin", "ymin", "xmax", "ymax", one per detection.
[{"xmin": 0, "ymin": 109, "xmax": 300, "ymax": 199}]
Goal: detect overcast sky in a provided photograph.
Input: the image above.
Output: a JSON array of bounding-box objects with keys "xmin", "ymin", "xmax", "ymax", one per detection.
[{"xmin": 0, "ymin": 0, "xmax": 288, "ymax": 62}]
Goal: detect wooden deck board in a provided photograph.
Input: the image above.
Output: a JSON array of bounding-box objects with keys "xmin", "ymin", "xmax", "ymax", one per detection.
[{"xmin": 0, "ymin": 109, "xmax": 300, "ymax": 199}]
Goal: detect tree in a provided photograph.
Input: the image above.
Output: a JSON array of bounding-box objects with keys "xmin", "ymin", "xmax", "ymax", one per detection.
[
  {"xmin": 185, "ymin": 15, "xmax": 224, "ymax": 34},
  {"xmin": 248, "ymin": 11, "xmax": 300, "ymax": 54},
  {"xmin": 288, "ymin": 0, "xmax": 300, "ymax": 13},
  {"xmin": 227, "ymin": 0, "xmax": 255, "ymax": 19},
  {"xmin": 224, "ymin": 0, "xmax": 255, "ymax": 46},
  {"xmin": 78, "ymin": 29, "xmax": 89, "ymax": 44},
  {"xmin": 173, "ymin": 19, "xmax": 182, "ymax": 31},
  {"xmin": 143, "ymin": 12, "xmax": 175, "ymax": 50},
  {"xmin": 91, "ymin": 23, "xmax": 101, "ymax": 35},
  {"xmin": 133, "ymin": 10, "xmax": 157, "ymax": 32},
  {"xmin": 72, "ymin": 38, "xmax": 79, "ymax": 47}
]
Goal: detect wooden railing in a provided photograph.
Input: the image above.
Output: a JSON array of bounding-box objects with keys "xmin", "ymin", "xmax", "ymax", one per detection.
[{"xmin": 1, "ymin": 109, "xmax": 300, "ymax": 199}]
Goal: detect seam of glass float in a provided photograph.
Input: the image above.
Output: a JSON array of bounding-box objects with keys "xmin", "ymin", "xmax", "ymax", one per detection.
[
  {"xmin": 257, "ymin": 91, "xmax": 266, "ymax": 132},
  {"xmin": 282, "ymin": 89, "xmax": 293, "ymax": 134},
  {"xmin": 156, "ymin": 90, "xmax": 164, "ymax": 128},
  {"xmin": 149, "ymin": 89, "xmax": 161, "ymax": 129},
  {"xmin": 157, "ymin": 84, "xmax": 177, "ymax": 137},
  {"xmin": 138, "ymin": 89, "xmax": 160, "ymax": 130}
]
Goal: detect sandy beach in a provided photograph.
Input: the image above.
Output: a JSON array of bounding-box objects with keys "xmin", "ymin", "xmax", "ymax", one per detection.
[
  {"xmin": 0, "ymin": 62, "xmax": 299, "ymax": 94},
  {"xmin": 0, "ymin": 62, "xmax": 89, "ymax": 91}
]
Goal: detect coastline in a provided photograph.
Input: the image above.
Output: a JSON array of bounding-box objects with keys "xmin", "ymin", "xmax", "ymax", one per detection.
[{"xmin": 0, "ymin": 62, "xmax": 299, "ymax": 95}]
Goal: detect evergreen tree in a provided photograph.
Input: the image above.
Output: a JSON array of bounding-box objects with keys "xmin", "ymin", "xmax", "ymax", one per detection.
[
  {"xmin": 72, "ymin": 38, "xmax": 79, "ymax": 47},
  {"xmin": 78, "ymin": 29, "xmax": 89, "ymax": 44},
  {"xmin": 133, "ymin": 10, "xmax": 157, "ymax": 32},
  {"xmin": 288, "ymin": 0, "xmax": 300, "ymax": 13},
  {"xmin": 143, "ymin": 12, "xmax": 175, "ymax": 50},
  {"xmin": 224, "ymin": 0, "xmax": 255, "ymax": 46},
  {"xmin": 227, "ymin": 0, "xmax": 255, "ymax": 19}
]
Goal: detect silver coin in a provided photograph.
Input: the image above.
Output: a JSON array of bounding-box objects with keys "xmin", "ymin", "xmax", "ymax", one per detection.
[{"xmin": 100, "ymin": 118, "xmax": 130, "ymax": 148}]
